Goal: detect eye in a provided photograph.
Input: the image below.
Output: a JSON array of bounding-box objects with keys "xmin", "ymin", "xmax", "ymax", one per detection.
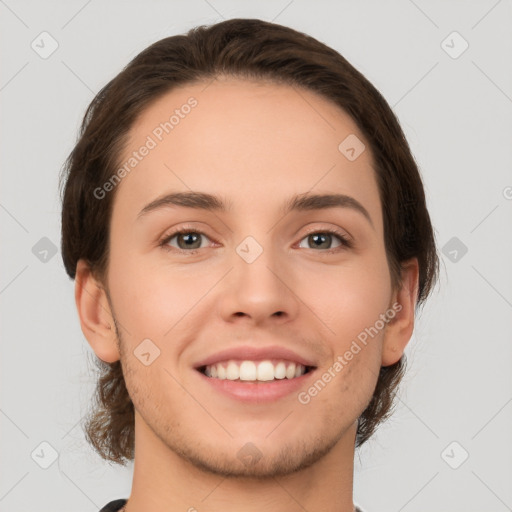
[
  {"xmin": 160, "ymin": 229, "xmax": 212, "ymax": 253},
  {"xmin": 158, "ymin": 226, "xmax": 353, "ymax": 255},
  {"xmin": 297, "ymin": 229, "xmax": 352, "ymax": 251}
]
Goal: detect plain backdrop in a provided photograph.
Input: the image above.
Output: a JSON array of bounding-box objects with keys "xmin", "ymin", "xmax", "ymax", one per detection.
[{"xmin": 1, "ymin": 1, "xmax": 511, "ymax": 511}]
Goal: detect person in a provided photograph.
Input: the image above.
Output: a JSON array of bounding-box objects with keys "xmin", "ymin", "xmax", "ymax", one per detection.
[{"xmin": 59, "ymin": 18, "xmax": 439, "ymax": 512}]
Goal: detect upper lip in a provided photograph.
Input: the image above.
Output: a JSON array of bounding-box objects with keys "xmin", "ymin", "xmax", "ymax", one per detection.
[{"xmin": 193, "ymin": 345, "xmax": 318, "ymax": 369}]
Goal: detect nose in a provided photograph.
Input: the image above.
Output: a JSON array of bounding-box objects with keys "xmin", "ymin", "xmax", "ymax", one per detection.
[{"xmin": 218, "ymin": 239, "xmax": 300, "ymax": 325}]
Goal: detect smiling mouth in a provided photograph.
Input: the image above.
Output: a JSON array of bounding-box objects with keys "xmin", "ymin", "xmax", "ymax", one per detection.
[{"xmin": 197, "ymin": 360, "xmax": 317, "ymax": 382}]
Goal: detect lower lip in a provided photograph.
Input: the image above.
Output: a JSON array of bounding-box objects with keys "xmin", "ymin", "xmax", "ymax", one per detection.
[{"xmin": 195, "ymin": 368, "xmax": 317, "ymax": 403}]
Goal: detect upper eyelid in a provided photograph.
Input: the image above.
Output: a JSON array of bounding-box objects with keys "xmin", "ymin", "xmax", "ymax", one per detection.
[
  {"xmin": 161, "ymin": 225, "xmax": 349, "ymax": 239},
  {"xmin": 161, "ymin": 225, "xmax": 351, "ymax": 249},
  {"xmin": 300, "ymin": 224, "xmax": 351, "ymax": 239}
]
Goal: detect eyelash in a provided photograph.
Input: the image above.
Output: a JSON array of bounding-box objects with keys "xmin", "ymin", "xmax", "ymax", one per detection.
[{"xmin": 158, "ymin": 225, "xmax": 353, "ymax": 255}]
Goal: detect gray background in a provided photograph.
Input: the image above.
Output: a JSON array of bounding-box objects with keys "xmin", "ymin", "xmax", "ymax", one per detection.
[{"xmin": 1, "ymin": 1, "xmax": 511, "ymax": 511}]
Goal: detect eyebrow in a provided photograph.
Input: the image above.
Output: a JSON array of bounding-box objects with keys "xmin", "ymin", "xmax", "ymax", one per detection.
[{"xmin": 137, "ymin": 191, "xmax": 374, "ymax": 229}]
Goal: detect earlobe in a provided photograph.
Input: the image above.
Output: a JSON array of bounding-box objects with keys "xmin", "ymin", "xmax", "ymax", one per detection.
[
  {"xmin": 75, "ymin": 259, "xmax": 121, "ymax": 363},
  {"xmin": 381, "ymin": 258, "xmax": 419, "ymax": 367}
]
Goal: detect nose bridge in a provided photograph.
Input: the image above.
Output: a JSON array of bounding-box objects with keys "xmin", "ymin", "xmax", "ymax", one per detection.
[
  {"xmin": 234, "ymin": 233, "xmax": 284, "ymax": 293},
  {"xmin": 220, "ymin": 232, "xmax": 298, "ymax": 321}
]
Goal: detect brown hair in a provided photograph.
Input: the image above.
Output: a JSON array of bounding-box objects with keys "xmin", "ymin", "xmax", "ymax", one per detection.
[{"xmin": 59, "ymin": 18, "xmax": 440, "ymax": 465}]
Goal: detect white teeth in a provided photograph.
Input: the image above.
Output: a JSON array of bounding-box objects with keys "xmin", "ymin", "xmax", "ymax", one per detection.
[
  {"xmin": 256, "ymin": 361, "xmax": 274, "ymax": 381},
  {"xmin": 285, "ymin": 364, "xmax": 295, "ymax": 379},
  {"xmin": 274, "ymin": 362, "xmax": 287, "ymax": 379},
  {"xmin": 239, "ymin": 361, "xmax": 257, "ymax": 381},
  {"xmin": 203, "ymin": 359, "xmax": 308, "ymax": 381},
  {"xmin": 226, "ymin": 361, "xmax": 239, "ymax": 380}
]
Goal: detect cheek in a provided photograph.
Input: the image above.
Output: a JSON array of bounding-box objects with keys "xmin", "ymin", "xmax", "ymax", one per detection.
[
  {"xmin": 107, "ymin": 248, "xmax": 183, "ymax": 341},
  {"xmin": 108, "ymin": 233, "xmax": 392, "ymax": 351},
  {"xmin": 303, "ymin": 254, "xmax": 392, "ymax": 348}
]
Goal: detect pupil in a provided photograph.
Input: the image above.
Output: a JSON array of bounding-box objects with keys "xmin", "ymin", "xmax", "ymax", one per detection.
[
  {"xmin": 310, "ymin": 233, "xmax": 330, "ymax": 249},
  {"xmin": 177, "ymin": 233, "xmax": 332, "ymax": 250},
  {"xmin": 179, "ymin": 233, "xmax": 200, "ymax": 249}
]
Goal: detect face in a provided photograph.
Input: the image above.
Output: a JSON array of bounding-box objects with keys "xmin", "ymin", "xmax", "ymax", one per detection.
[{"xmin": 102, "ymin": 77, "xmax": 397, "ymax": 477}]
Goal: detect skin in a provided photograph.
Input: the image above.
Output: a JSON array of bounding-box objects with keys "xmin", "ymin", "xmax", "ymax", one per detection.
[{"xmin": 75, "ymin": 76, "xmax": 419, "ymax": 512}]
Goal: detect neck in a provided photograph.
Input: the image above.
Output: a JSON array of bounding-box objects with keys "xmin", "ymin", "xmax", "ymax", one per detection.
[{"xmin": 122, "ymin": 412, "xmax": 358, "ymax": 512}]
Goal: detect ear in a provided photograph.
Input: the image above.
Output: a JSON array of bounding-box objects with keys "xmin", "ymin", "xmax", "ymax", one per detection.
[
  {"xmin": 75, "ymin": 259, "xmax": 121, "ymax": 363},
  {"xmin": 381, "ymin": 258, "xmax": 419, "ymax": 367}
]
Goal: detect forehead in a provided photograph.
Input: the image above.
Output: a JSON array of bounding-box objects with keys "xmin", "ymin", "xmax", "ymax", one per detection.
[{"xmin": 112, "ymin": 77, "xmax": 381, "ymax": 227}]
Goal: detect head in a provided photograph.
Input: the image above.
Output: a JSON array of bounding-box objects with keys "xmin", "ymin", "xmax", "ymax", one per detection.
[{"xmin": 60, "ymin": 18, "xmax": 439, "ymax": 469}]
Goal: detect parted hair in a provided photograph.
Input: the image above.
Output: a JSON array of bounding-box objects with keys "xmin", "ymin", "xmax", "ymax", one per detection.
[{"xmin": 59, "ymin": 18, "xmax": 440, "ymax": 465}]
